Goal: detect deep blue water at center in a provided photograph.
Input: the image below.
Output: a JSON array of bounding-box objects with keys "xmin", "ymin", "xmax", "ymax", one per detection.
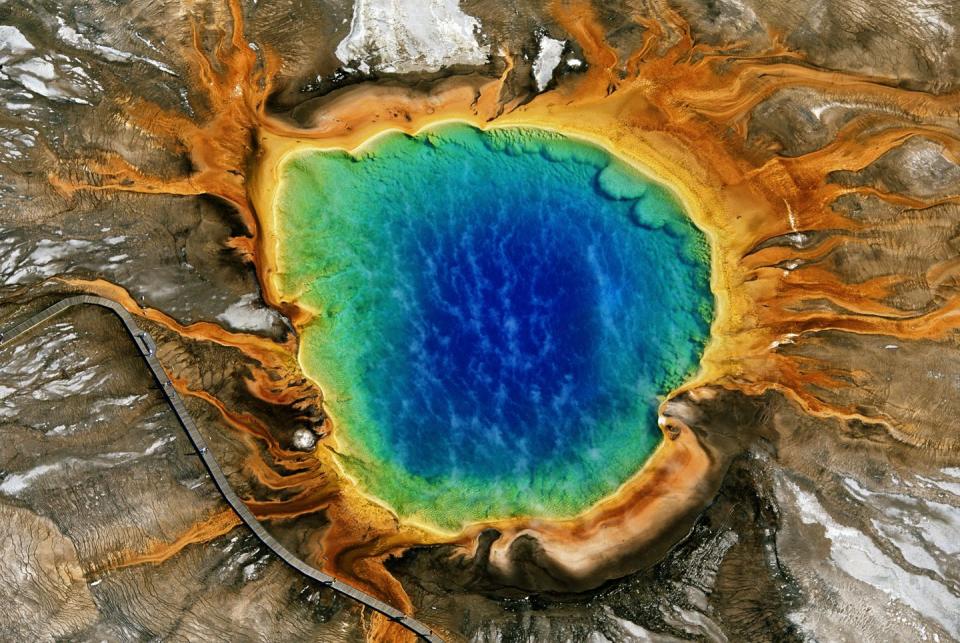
[{"xmin": 402, "ymin": 209, "xmax": 604, "ymax": 476}]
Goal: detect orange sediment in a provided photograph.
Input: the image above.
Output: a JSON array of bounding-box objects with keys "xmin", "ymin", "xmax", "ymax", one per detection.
[{"xmin": 100, "ymin": 509, "xmax": 241, "ymax": 572}]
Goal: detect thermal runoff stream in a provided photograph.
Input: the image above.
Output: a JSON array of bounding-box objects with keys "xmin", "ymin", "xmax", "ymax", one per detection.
[{"xmin": 272, "ymin": 124, "xmax": 712, "ymax": 530}]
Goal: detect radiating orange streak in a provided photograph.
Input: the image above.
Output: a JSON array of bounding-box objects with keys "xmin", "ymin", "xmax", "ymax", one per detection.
[
  {"xmin": 550, "ymin": 0, "xmax": 619, "ymax": 95},
  {"xmin": 317, "ymin": 500, "xmax": 418, "ymax": 613},
  {"xmin": 50, "ymin": 0, "xmax": 280, "ymax": 237},
  {"xmin": 682, "ymin": 61, "xmax": 959, "ymax": 125},
  {"xmin": 171, "ymin": 377, "xmax": 324, "ymax": 484},
  {"xmin": 244, "ymin": 488, "xmax": 337, "ymax": 521},
  {"xmin": 770, "ymin": 129, "xmax": 960, "ymax": 204},
  {"xmin": 172, "ymin": 377, "xmax": 275, "ymax": 445},
  {"xmin": 104, "ymin": 509, "xmax": 241, "ymax": 571},
  {"xmin": 757, "ymin": 292, "xmax": 960, "ymax": 340},
  {"xmin": 733, "ymin": 345, "xmax": 945, "ymax": 450},
  {"xmin": 769, "ymin": 269, "xmax": 903, "ymax": 313},
  {"xmin": 800, "ymin": 122, "xmax": 959, "ymax": 173},
  {"xmin": 742, "ymin": 234, "xmax": 853, "ymax": 270},
  {"xmin": 244, "ymin": 368, "xmax": 313, "ymax": 407},
  {"xmin": 169, "ymin": 377, "xmax": 341, "ymax": 526},
  {"xmin": 59, "ymin": 278, "xmax": 294, "ymax": 368},
  {"xmin": 832, "ymin": 185, "xmax": 960, "ymax": 209}
]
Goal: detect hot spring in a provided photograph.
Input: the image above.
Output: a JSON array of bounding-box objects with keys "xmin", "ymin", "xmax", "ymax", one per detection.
[{"xmin": 272, "ymin": 124, "xmax": 713, "ymax": 530}]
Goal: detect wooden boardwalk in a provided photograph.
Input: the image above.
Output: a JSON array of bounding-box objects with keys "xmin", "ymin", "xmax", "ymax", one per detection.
[{"xmin": 0, "ymin": 295, "xmax": 444, "ymax": 643}]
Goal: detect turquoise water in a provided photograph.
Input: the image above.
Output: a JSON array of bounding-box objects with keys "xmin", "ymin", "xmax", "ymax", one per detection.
[{"xmin": 275, "ymin": 124, "xmax": 712, "ymax": 530}]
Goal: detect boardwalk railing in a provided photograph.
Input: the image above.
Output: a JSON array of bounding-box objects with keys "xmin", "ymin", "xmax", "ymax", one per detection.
[{"xmin": 0, "ymin": 295, "xmax": 443, "ymax": 643}]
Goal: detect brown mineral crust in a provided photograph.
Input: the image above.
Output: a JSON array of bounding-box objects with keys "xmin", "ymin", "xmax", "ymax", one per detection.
[{"xmin": 0, "ymin": 504, "xmax": 98, "ymax": 639}]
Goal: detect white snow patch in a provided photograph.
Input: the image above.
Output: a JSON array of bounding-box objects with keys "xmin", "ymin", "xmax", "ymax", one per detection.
[
  {"xmin": 34, "ymin": 366, "xmax": 97, "ymax": 398},
  {"xmin": 30, "ymin": 239, "xmax": 78, "ymax": 264},
  {"xmin": 0, "ymin": 127, "xmax": 35, "ymax": 161},
  {"xmin": 56, "ymin": 18, "xmax": 176, "ymax": 75},
  {"xmin": 0, "ymin": 54, "xmax": 96, "ymax": 104},
  {"xmin": 144, "ymin": 435, "xmax": 174, "ymax": 456},
  {"xmin": 6, "ymin": 238, "xmax": 95, "ymax": 283},
  {"xmin": 532, "ymin": 33, "xmax": 565, "ymax": 91},
  {"xmin": 787, "ymin": 478, "xmax": 960, "ymax": 634},
  {"xmin": 0, "ymin": 441, "xmax": 176, "ymax": 495},
  {"xmin": 242, "ymin": 563, "xmax": 259, "ymax": 581},
  {"xmin": 912, "ymin": 1, "xmax": 955, "ymax": 39},
  {"xmin": 808, "ymin": 99, "xmax": 875, "ymax": 121},
  {"xmin": 335, "ymin": 0, "xmax": 489, "ymax": 74},
  {"xmin": 44, "ymin": 424, "xmax": 68, "ymax": 436},
  {"xmin": 0, "ymin": 463, "xmax": 60, "ymax": 495},
  {"xmin": 0, "ymin": 25, "xmax": 33, "ymax": 62},
  {"xmin": 604, "ymin": 609, "xmax": 653, "ymax": 639},
  {"xmin": 783, "ymin": 199, "xmax": 798, "ymax": 232},
  {"xmin": 17, "ymin": 57, "xmax": 56, "ymax": 80},
  {"xmin": 217, "ymin": 293, "xmax": 281, "ymax": 332},
  {"xmin": 843, "ymin": 476, "xmax": 960, "ymax": 555}
]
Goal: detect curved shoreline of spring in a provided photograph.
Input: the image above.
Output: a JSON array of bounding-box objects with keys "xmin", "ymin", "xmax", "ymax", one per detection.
[{"xmin": 0, "ymin": 295, "xmax": 443, "ymax": 643}]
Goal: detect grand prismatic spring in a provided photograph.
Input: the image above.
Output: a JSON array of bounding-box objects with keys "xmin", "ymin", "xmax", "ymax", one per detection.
[
  {"xmin": 272, "ymin": 124, "xmax": 712, "ymax": 529},
  {"xmin": 3, "ymin": 0, "xmax": 960, "ymax": 640}
]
